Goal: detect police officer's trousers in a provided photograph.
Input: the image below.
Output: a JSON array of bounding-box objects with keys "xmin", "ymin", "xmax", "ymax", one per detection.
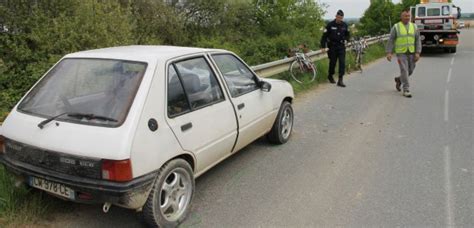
[{"xmin": 328, "ymin": 46, "xmax": 346, "ymax": 79}]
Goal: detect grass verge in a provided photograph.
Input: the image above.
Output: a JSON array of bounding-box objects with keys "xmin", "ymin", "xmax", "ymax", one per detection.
[
  {"xmin": 0, "ymin": 42, "xmax": 387, "ymax": 226},
  {"xmin": 0, "ymin": 166, "xmax": 69, "ymax": 227},
  {"xmin": 272, "ymin": 42, "xmax": 387, "ymax": 94}
]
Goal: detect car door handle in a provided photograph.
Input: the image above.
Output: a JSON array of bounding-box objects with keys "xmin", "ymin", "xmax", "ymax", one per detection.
[
  {"xmin": 181, "ymin": 122, "xmax": 193, "ymax": 132},
  {"xmin": 237, "ymin": 103, "xmax": 245, "ymax": 110}
]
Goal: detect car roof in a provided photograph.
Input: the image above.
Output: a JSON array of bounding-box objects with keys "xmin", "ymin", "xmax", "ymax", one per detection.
[{"xmin": 65, "ymin": 45, "xmax": 226, "ymax": 62}]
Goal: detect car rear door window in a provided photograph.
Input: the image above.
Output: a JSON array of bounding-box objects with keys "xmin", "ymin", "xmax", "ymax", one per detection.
[
  {"xmin": 168, "ymin": 66, "xmax": 191, "ymax": 117},
  {"xmin": 211, "ymin": 54, "xmax": 258, "ymax": 97},
  {"xmin": 168, "ymin": 57, "xmax": 225, "ymax": 117}
]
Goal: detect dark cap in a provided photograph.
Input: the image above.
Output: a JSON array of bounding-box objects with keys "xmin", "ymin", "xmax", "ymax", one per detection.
[{"xmin": 337, "ymin": 10, "xmax": 344, "ymax": 17}]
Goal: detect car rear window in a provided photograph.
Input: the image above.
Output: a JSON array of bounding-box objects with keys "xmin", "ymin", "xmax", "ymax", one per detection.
[{"xmin": 18, "ymin": 58, "xmax": 147, "ymax": 127}]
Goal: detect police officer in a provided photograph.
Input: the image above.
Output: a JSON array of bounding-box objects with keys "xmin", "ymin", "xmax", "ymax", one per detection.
[{"xmin": 320, "ymin": 10, "xmax": 350, "ymax": 87}]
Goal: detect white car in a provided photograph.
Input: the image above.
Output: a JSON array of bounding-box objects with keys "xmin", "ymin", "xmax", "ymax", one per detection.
[{"xmin": 0, "ymin": 46, "xmax": 294, "ymax": 227}]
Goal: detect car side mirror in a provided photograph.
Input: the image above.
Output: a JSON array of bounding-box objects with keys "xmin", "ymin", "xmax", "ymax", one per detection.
[{"xmin": 259, "ymin": 81, "xmax": 272, "ymax": 92}]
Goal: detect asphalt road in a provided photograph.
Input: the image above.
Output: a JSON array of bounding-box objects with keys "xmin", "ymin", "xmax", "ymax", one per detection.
[{"xmin": 48, "ymin": 29, "xmax": 473, "ymax": 227}]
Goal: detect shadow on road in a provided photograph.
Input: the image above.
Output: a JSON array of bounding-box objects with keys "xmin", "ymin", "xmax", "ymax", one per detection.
[
  {"xmin": 42, "ymin": 137, "xmax": 272, "ymax": 228},
  {"xmin": 421, "ymin": 48, "xmax": 456, "ymax": 58}
]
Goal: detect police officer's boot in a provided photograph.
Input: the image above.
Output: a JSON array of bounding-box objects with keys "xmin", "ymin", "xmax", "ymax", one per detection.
[
  {"xmin": 328, "ymin": 75, "xmax": 336, "ymax": 84},
  {"xmin": 337, "ymin": 77, "xmax": 346, "ymax": 87}
]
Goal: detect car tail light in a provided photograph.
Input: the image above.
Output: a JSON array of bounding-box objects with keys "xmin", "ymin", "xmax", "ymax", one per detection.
[
  {"xmin": 101, "ymin": 159, "xmax": 133, "ymax": 182},
  {"xmin": 0, "ymin": 136, "xmax": 5, "ymax": 154}
]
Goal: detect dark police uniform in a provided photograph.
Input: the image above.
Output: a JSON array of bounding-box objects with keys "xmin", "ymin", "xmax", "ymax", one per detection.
[{"xmin": 320, "ymin": 18, "xmax": 350, "ymax": 84}]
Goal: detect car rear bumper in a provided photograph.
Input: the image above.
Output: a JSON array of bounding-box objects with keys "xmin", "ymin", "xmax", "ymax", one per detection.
[{"xmin": 0, "ymin": 154, "xmax": 156, "ymax": 209}]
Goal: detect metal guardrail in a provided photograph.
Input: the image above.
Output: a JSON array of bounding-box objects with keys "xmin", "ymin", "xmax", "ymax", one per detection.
[{"xmin": 251, "ymin": 34, "xmax": 390, "ymax": 78}]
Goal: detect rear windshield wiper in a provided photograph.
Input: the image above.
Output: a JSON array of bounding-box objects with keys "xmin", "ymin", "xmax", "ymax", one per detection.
[
  {"xmin": 38, "ymin": 112, "xmax": 118, "ymax": 129},
  {"xmin": 67, "ymin": 113, "xmax": 118, "ymax": 122}
]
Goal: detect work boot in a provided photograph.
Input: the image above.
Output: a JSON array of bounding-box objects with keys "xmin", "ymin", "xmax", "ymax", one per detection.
[
  {"xmin": 403, "ymin": 90, "xmax": 412, "ymax": 98},
  {"xmin": 328, "ymin": 76, "xmax": 336, "ymax": 84},
  {"xmin": 337, "ymin": 78, "xmax": 346, "ymax": 87},
  {"xmin": 395, "ymin": 77, "xmax": 401, "ymax": 92}
]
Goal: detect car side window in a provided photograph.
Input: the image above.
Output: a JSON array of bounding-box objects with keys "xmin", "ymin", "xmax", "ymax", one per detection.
[
  {"xmin": 212, "ymin": 54, "xmax": 258, "ymax": 97},
  {"xmin": 168, "ymin": 66, "xmax": 191, "ymax": 117},
  {"xmin": 173, "ymin": 57, "xmax": 224, "ymax": 110}
]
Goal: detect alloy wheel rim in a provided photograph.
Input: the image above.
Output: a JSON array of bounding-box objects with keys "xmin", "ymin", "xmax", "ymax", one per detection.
[
  {"xmin": 159, "ymin": 168, "xmax": 192, "ymax": 222},
  {"xmin": 280, "ymin": 107, "xmax": 293, "ymax": 139}
]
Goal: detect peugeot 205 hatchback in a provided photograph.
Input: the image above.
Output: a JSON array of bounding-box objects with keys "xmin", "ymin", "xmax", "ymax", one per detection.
[{"xmin": 0, "ymin": 46, "xmax": 294, "ymax": 227}]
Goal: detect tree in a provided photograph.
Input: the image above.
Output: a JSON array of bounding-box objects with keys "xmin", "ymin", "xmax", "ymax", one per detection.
[
  {"xmin": 0, "ymin": 0, "xmax": 135, "ymax": 111},
  {"xmin": 0, "ymin": 0, "xmax": 327, "ymax": 114},
  {"xmin": 358, "ymin": 0, "xmax": 396, "ymax": 36}
]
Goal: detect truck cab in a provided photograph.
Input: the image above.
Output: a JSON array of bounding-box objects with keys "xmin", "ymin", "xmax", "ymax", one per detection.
[{"xmin": 410, "ymin": 0, "xmax": 461, "ymax": 53}]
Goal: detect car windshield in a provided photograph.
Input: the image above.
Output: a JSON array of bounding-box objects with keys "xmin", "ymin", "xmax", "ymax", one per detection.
[{"xmin": 18, "ymin": 58, "xmax": 147, "ymax": 127}]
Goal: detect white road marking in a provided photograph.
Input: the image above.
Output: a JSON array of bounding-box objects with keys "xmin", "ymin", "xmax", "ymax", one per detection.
[
  {"xmin": 450, "ymin": 57, "xmax": 455, "ymax": 65},
  {"xmin": 444, "ymin": 90, "xmax": 449, "ymax": 122},
  {"xmin": 447, "ymin": 68, "xmax": 452, "ymax": 83},
  {"xmin": 444, "ymin": 146, "xmax": 455, "ymax": 227}
]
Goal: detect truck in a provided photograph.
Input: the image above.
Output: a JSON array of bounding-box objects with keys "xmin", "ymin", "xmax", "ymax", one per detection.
[{"xmin": 410, "ymin": 0, "xmax": 461, "ymax": 53}]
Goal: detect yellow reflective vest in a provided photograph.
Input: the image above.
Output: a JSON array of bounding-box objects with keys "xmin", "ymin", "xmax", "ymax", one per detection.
[{"xmin": 395, "ymin": 22, "xmax": 416, "ymax": 54}]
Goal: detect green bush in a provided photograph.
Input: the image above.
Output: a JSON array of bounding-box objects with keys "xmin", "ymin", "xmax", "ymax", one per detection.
[{"xmin": 0, "ymin": 0, "xmax": 135, "ymax": 118}]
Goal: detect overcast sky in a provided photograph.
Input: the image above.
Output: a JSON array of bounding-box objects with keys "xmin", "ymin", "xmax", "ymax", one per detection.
[{"xmin": 320, "ymin": 0, "xmax": 474, "ymax": 19}]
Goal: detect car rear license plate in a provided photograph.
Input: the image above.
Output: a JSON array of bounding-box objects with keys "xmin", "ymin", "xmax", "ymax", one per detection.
[{"xmin": 29, "ymin": 177, "xmax": 75, "ymax": 200}]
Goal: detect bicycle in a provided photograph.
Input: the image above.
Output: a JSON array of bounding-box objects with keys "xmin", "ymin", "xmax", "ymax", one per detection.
[
  {"xmin": 349, "ymin": 37, "xmax": 367, "ymax": 72},
  {"xmin": 289, "ymin": 47, "xmax": 317, "ymax": 84}
]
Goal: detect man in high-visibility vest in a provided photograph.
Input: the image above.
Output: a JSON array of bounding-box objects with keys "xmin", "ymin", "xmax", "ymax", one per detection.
[{"xmin": 386, "ymin": 9, "xmax": 422, "ymax": 98}]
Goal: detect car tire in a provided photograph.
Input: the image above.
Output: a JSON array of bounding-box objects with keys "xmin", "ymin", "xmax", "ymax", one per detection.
[
  {"xmin": 451, "ymin": 47, "xmax": 457, "ymax": 53},
  {"xmin": 142, "ymin": 159, "xmax": 194, "ymax": 228},
  {"xmin": 267, "ymin": 101, "xmax": 294, "ymax": 144}
]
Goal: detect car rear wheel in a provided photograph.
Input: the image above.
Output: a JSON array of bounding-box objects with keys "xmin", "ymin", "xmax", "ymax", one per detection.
[
  {"xmin": 267, "ymin": 101, "xmax": 293, "ymax": 144},
  {"xmin": 142, "ymin": 159, "xmax": 194, "ymax": 228}
]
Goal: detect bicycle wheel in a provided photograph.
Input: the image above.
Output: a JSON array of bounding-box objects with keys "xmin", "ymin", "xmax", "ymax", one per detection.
[
  {"xmin": 355, "ymin": 52, "xmax": 362, "ymax": 72},
  {"xmin": 306, "ymin": 62, "xmax": 317, "ymax": 82},
  {"xmin": 290, "ymin": 60, "xmax": 316, "ymax": 84}
]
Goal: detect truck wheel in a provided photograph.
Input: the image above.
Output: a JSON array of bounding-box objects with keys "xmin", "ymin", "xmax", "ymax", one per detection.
[
  {"xmin": 451, "ymin": 47, "xmax": 457, "ymax": 53},
  {"xmin": 142, "ymin": 159, "xmax": 194, "ymax": 228},
  {"xmin": 267, "ymin": 101, "xmax": 294, "ymax": 144}
]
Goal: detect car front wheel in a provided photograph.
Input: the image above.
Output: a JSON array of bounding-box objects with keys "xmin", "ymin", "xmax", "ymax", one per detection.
[
  {"xmin": 142, "ymin": 159, "xmax": 194, "ymax": 228},
  {"xmin": 267, "ymin": 101, "xmax": 294, "ymax": 144}
]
